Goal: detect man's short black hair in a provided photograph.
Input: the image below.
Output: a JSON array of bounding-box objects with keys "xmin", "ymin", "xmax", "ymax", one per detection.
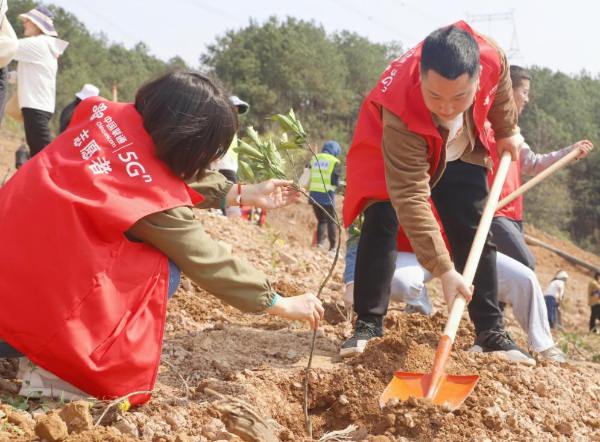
[
  {"xmin": 135, "ymin": 71, "xmax": 238, "ymax": 181},
  {"xmin": 510, "ymin": 65, "xmax": 531, "ymax": 89},
  {"xmin": 420, "ymin": 25, "xmax": 480, "ymax": 80}
]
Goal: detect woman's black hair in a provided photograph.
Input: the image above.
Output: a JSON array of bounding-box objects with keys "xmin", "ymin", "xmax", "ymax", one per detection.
[
  {"xmin": 135, "ymin": 70, "xmax": 238, "ymax": 180},
  {"xmin": 595, "ymin": 272, "xmax": 600, "ymax": 280}
]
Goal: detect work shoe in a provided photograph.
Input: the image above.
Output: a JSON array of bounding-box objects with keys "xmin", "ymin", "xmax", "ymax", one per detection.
[
  {"xmin": 468, "ymin": 328, "xmax": 536, "ymax": 366},
  {"xmin": 538, "ymin": 346, "xmax": 568, "ymax": 363},
  {"xmin": 340, "ymin": 318, "xmax": 383, "ymax": 358},
  {"xmin": 17, "ymin": 357, "xmax": 87, "ymax": 401}
]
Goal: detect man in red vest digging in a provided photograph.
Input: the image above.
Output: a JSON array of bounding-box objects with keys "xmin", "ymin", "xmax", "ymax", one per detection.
[{"xmin": 341, "ymin": 22, "xmax": 533, "ymax": 363}]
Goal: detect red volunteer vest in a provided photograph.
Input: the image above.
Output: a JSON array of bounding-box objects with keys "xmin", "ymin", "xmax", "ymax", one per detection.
[
  {"xmin": 0, "ymin": 97, "xmax": 202, "ymax": 405},
  {"xmin": 343, "ymin": 21, "xmax": 502, "ymax": 228},
  {"xmin": 487, "ymin": 126, "xmax": 523, "ymax": 221}
]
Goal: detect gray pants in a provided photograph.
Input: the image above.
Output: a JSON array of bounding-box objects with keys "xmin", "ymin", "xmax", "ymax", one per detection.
[
  {"xmin": 389, "ymin": 252, "xmax": 554, "ymax": 352},
  {"xmin": 491, "ymin": 216, "xmax": 536, "ymax": 270}
]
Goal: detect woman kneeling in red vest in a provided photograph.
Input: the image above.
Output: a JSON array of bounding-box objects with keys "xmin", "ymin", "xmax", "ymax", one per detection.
[{"xmin": 0, "ymin": 71, "xmax": 324, "ymax": 405}]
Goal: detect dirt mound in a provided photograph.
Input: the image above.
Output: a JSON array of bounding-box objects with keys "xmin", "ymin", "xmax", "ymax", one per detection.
[{"xmin": 1, "ymin": 128, "xmax": 600, "ymax": 440}]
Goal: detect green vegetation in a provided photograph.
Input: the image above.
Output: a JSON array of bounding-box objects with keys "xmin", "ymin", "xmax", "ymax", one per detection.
[
  {"xmin": 519, "ymin": 68, "xmax": 600, "ymax": 253},
  {"xmin": 3, "ymin": 3, "xmax": 599, "ymax": 253},
  {"xmin": 236, "ymin": 109, "xmax": 308, "ymax": 182},
  {"xmin": 203, "ymin": 16, "xmax": 402, "ymax": 147}
]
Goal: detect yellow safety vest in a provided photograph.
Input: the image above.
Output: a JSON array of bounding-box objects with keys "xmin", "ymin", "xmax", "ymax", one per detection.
[{"xmin": 309, "ymin": 153, "xmax": 339, "ymax": 193}]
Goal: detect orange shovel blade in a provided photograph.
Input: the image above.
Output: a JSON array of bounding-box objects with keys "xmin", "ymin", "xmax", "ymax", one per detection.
[{"xmin": 379, "ymin": 371, "xmax": 479, "ymax": 411}]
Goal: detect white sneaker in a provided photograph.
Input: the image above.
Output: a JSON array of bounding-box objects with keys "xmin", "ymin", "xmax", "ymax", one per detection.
[
  {"xmin": 17, "ymin": 358, "xmax": 88, "ymax": 401},
  {"xmin": 538, "ymin": 346, "xmax": 568, "ymax": 363}
]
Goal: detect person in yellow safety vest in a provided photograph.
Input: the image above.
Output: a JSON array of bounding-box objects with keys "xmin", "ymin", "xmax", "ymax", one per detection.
[{"xmin": 309, "ymin": 141, "xmax": 341, "ymax": 251}]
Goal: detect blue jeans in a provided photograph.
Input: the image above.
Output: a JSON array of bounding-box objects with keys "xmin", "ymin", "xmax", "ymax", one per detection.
[
  {"xmin": 343, "ymin": 239, "xmax": 358, "ymax": 284},
  {"xmin": 545, "ymin": 296, "xmax": 558, "ymax": 329},
  {"xmin": 167, "ymin": 259, "xmax": 181, "ymax": 298},
  {"xmin": 0, "ymin": 260, "xmax": 181, "ymax": 358}
]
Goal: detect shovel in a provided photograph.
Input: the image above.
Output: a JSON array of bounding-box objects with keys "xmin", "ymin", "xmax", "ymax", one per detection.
[
  {"xmin": 496, "ymin": 146, "xmax": 581, "ymax": 211},
  {"xmin": 379, "ymin": 151, "xmax": 513, "ymax": 411}
]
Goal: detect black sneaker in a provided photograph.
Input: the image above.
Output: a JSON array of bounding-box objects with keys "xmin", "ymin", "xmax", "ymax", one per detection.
[
  {"xmin": 469, "ymin": 328, "xmax": 536, "ymax": 366},
  {"xmin": 340, "ymin": 318, "xmax": 383, "ymax": 358}
]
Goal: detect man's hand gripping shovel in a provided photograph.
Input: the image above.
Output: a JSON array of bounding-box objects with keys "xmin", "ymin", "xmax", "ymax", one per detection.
[{"xmin": 379, "ymin": 151, "xmax": 513, "ymax": 411}]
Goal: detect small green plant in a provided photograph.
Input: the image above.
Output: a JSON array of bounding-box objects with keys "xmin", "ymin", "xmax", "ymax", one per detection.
[
  {"xmin": 269, "ymin": 108, "xmax": 307, "ymax": 146},
  {"xmin": 558, "ymin": 331, "xmax": 592, "ymax": 357},
  {"xmin": 265, "ymin": 230, "xmax": 284, "ymax": 269},
  {"xmin": 118, "ymin": 398, "xmax": 131, "ymax": 413},
  {"xmin": 235, "ymin": 109, "xmax": 308, "ymax": 183},
  {"xmin": 235, "ymin": 108, "xmax": 341, "ymax": 438},
  {"xmin": 2, "ymin": 394, "xmax": 30, "ymax": 411},
  {"xmin": 0, "ymin": 420, "xmax": 25, "ymax": 435}
]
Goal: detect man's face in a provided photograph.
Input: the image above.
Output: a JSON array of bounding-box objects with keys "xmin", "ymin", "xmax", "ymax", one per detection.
[
  {"xmin": 420, "ymin": 69, "xmax": 479, "ymax": 123},
  {"xmin": 512, "ymin": 79, "xmax": 530, "ymax": 115}
]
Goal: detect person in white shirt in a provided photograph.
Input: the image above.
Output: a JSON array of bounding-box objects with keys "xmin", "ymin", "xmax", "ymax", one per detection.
[
  {"xmin": 544, "ymin": 270, "xmax": 569, "ymax": 329},
  {"xmin": 0, "ymin": 2, "xmax": 17, "ymax": 124},
  {"xmin": 58, "ymin": 83, "xmax": 100, "ymax": 133},
  {"xmin": 14, "ymin": 6, "xmax": 68, "ymax": 156}
]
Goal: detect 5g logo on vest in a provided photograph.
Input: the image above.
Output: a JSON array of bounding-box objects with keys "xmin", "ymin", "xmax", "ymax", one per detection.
[
  {"xmin": 118, "ymin": 151, "xmax": 152, "ymax": 183},
  {"xmin": 380, "ymin": 47, "xmax": 416, "ymax": 93},
  {"xmin": 380, "ymin": 69, "xmax": 398, "ymax": 93}
]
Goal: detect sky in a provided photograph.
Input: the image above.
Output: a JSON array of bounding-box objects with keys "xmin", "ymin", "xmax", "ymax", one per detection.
[{"xmin": 47, "ymin": 0, "xmax": 599, "ymax": 76}]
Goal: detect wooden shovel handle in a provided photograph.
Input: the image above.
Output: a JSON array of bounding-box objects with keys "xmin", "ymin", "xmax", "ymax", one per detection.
[
  {"xmin": 497, "ymin": 147, "xmax": 580, "ymax": 211},
  {"xmin": 443, "ymin": 151, "xmax": 512, "ymax": 341}
]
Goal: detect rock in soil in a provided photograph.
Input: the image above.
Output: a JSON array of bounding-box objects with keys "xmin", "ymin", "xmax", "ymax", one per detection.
[
  {"xmin": 35, "ymin": 411, "xmax": 69, "ymax": 441},
  {"xmin": 59, "ymin": 400, "xmax": 94, "ymax": 433}
]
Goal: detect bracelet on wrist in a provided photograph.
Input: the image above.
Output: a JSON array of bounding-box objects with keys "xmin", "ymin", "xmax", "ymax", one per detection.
[{"xmin": 268, "ymin": 292, "xmax": 280, "ymax": 308}]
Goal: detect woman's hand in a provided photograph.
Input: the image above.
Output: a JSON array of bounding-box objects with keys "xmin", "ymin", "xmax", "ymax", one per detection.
[
  {"xmin": 572, "ymin": 139, "xmax": 594, "ymax": 160},
  {"xmin": 227, "ymin": 180, "xmax": 300, "ymax": 209},
  {"xmin": 265, "ymin": 293, "xmax": 324, "ymax": 330}
]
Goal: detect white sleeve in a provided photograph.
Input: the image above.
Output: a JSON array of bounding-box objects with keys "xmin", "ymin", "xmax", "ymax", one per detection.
[
  {"xmin": 519, "ymin": 142, "xmax": 572, "ymax": 176},
  {"xmin": 0, "ymin": 17, "xmax": 16, "ymax": 68},
  {"xmin": 15, "ymin": 36, "xmax": 47, "ymax": 64}
]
